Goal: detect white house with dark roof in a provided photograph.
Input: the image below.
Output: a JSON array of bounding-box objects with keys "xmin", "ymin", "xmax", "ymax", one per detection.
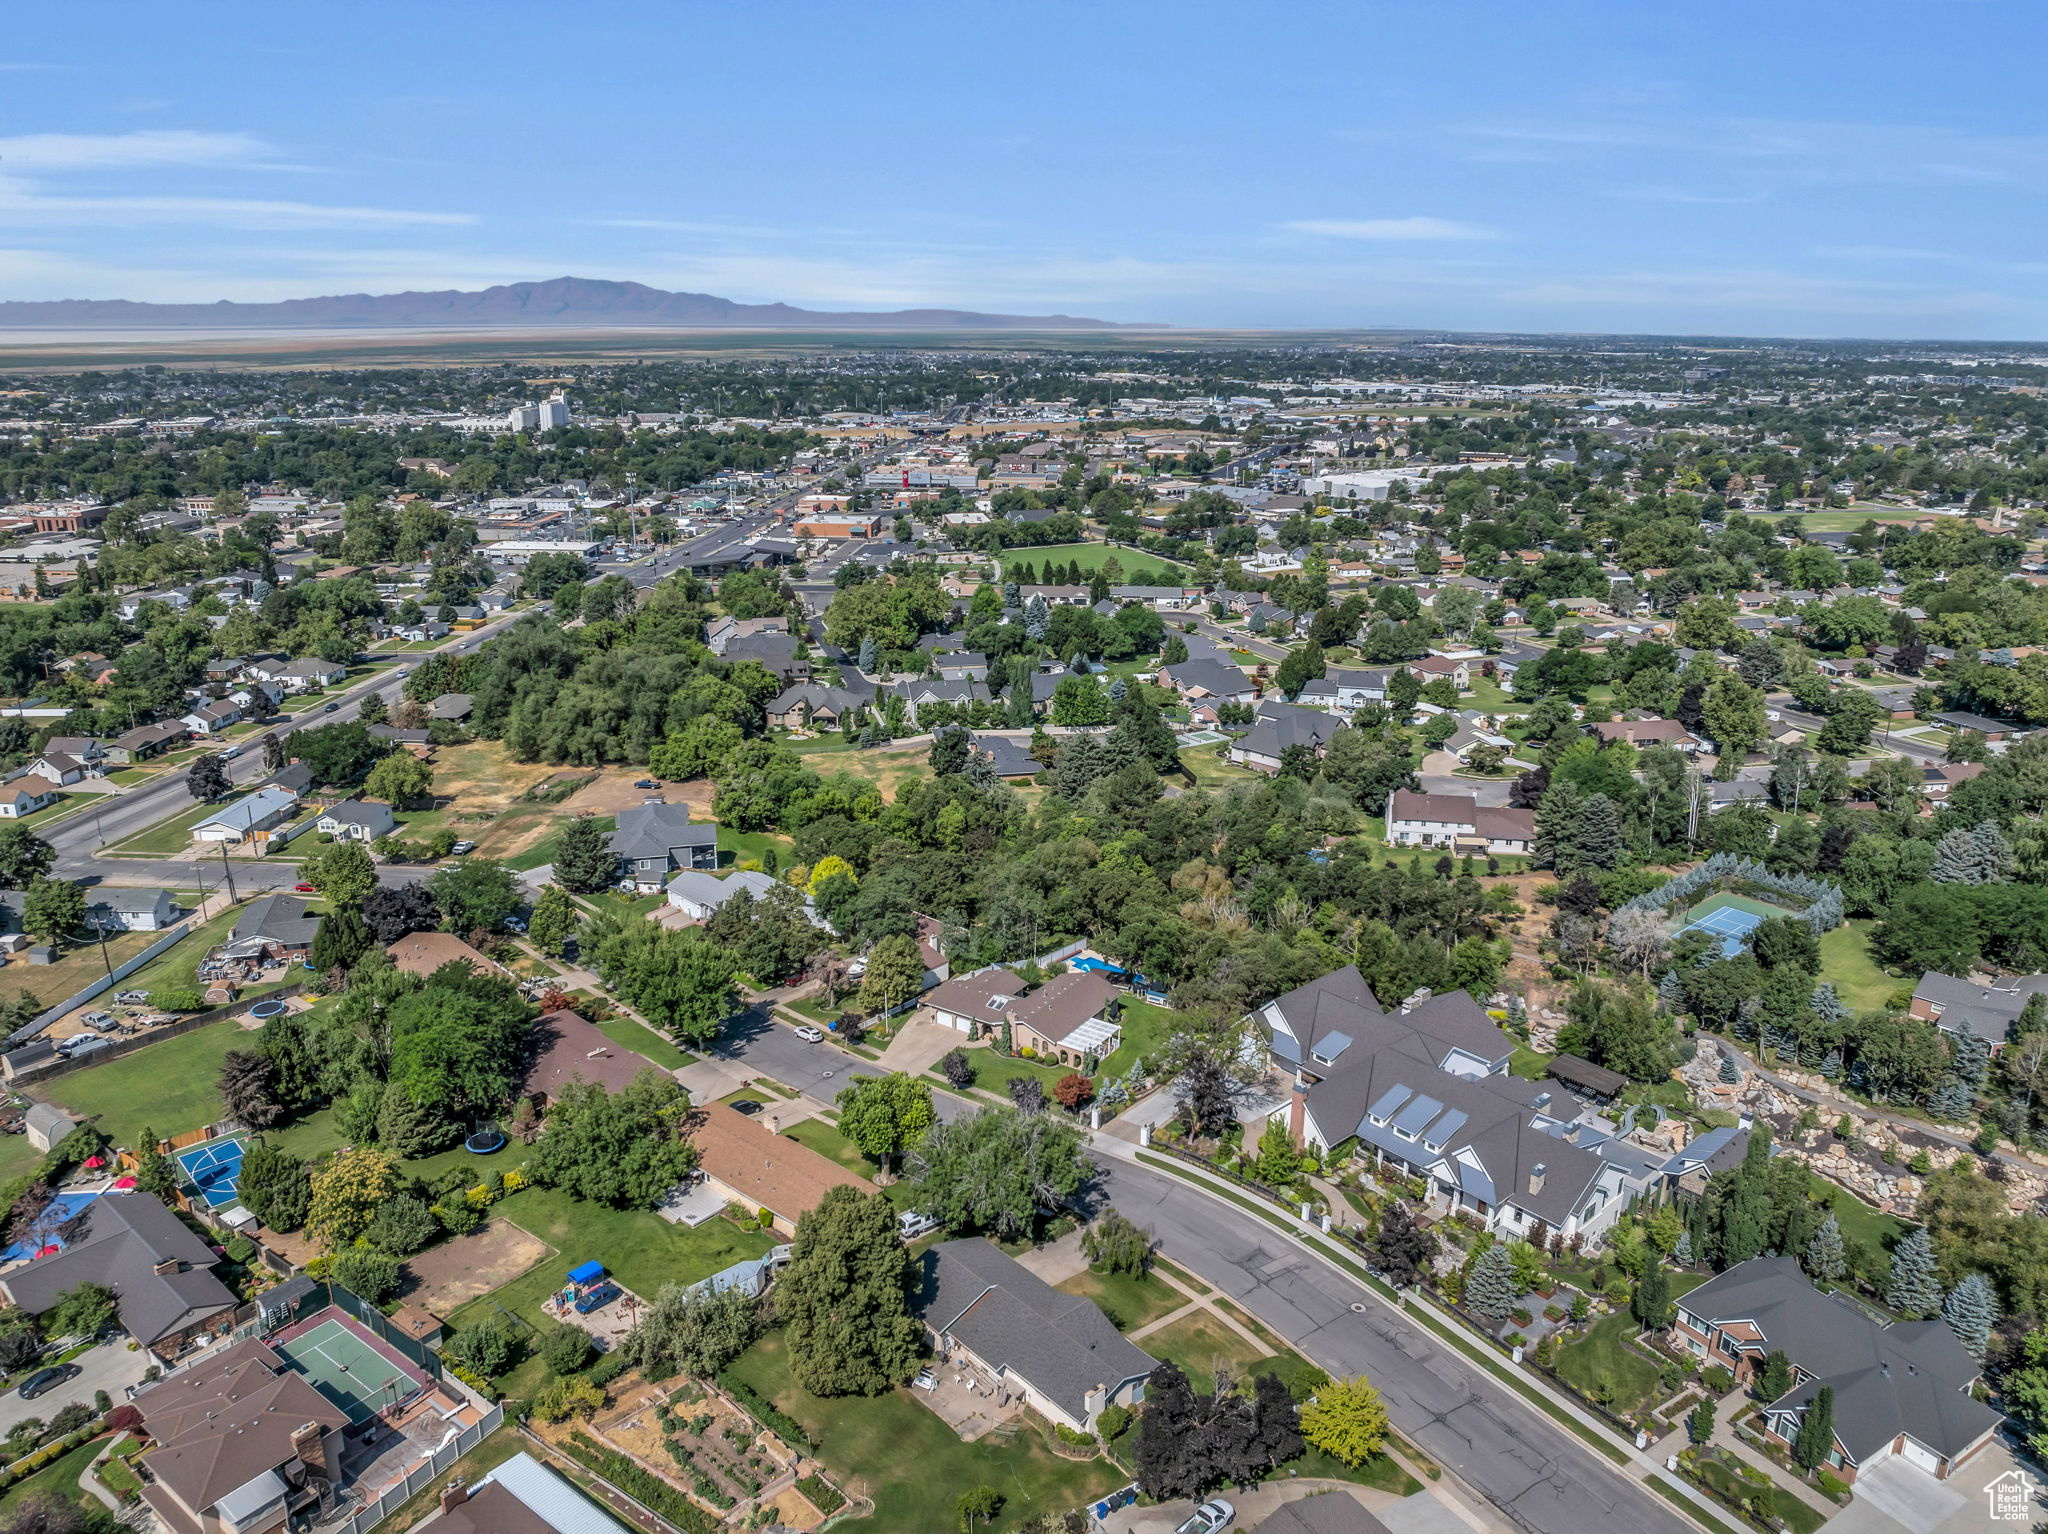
[
  {"xmin": 315, "ymin": 799, "xmax": 397, "ymax": 843},
  {"xmin": 608, "ymin": 804, "xmax": 719, "ymax": 892},
  {"xmin": 1386, "ymin": 790, "xmax": 1537, "ymax": 856}
]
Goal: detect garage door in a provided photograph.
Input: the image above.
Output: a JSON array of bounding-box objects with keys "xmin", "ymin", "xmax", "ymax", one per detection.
[{"xmin": 1900, "ymin": 1436, "xmax": 1943, "ymax": 1474}]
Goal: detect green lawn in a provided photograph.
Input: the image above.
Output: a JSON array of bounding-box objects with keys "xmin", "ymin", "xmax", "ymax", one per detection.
[
  {"xmin": 1102, "ymin": 996, "xmax": 1175, "ymax": 1083},
  {"xmin": 1807, "ymin": 1172, "xmax": 1910, "ymax": 1257},
  {"xmin": 1053, "ymin": 1265, "xmax": 1189, "ymax": 1334},
  {"xmin": 0, "ymin": 1434, "xmax": 108, "ymax": 1518},
  {"xmin": 1001, "ymin": 542, "xmax": 1192, "ymax": 584},
  {"xmin": 493, "ymin": 1185, "xmax": 774, "ymax": 1310},
  {"xmin": 718, "ymin": 825, "xmax": 794, "ymax": 869},
  {"xmin": 594, "ymin": 1014, "xmax": 695, "ymax": 1070},
  {"xmin": 1817, "ymin": 920, "xmax": 1898, "ymax": 1011},
  {"xmin": 1551, "ymin": 1313, "xmax": 1663, "ymax": 1416},
  {"xmin": 1465, "ymin": 675, "xmax": 1521, "ymax": 713},
  {"xmin": 268, "ymin": 1105, "xmax": 351, "ymax": 1161},
  {"xmin": 105, "ymin": 792, "xmax": 241, "ymax": 856},
  {"xmin": 1140, "ymin": 1310, "xmax": 1269, "ymax": 1393},
  {"xmin": 724, "ymin": 1332, "xmax": 1121, "ymax": 1534},
  {"xmin": 46, "ymin": 1018, "xmax": 250, "ymax": 1148},
  {"xmin": 1509, "ymin": 1045, "xmax": 1554, "ymax": 1080}
]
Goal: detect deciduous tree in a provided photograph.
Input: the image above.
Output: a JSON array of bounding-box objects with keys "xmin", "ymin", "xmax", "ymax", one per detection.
[{"xmin": 779, "ymin": 1186, "xmax": 921, "ymax": 1397}]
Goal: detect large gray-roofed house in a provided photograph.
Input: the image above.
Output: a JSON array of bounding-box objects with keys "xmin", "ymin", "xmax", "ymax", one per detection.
[
  {"xmin": 1157, "ymin": 658, "xmax": 1255, "ymax": 703},
  {"xmin": 1257, "ymin": 1494, "xmax": 1395, "ymax": 1534},
  {"xmin": 1672, "ymin": 1257, "xmax": 2000, "ymax": 1482},
  {"xmin": 1230, "ymin": 700, "xmax": 1341, "ymax": 773},
  {"xmin": 0, "ymin": 1193, "xmax": 237, "ymax": 1357},
  {"xmin": 1909, "ymin": 970, "xmax": 2048, "ymax": 1049},
  {"xmin": 1288, "ymin": 1028, "xmax": 1636, "ymax": 1242},
  {"xmin": 608, "ymin": 804, "xmax": 718, "ymax": 891},
  {"xmin": 915, "ymin": 1237, "xmax": 1155, "ymax": 1434},
  {"xmin": 1259, "ymin": 967, "xmax": 1514, "ymax": 1080}
]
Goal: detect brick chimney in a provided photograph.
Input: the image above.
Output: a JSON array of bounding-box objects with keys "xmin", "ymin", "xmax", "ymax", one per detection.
[
  {"xmin": 1287, "ymin": 1074, "xmax": 1309, "ymax": 1149},
  {"xmin": 440, "ymin": 1479, "xmax": 470, "ymax": 1512},
  {"xmin": 1528, "ymin": 1163, "xmax": 1547, "ymax": 1197},
  {"xmin": 290, "ymin": 1422, "xmax": 325, "ymax": 1471},
  {"xmin": 152, "ymin": 1257, "xmax": 181, "ymax": 1276}
]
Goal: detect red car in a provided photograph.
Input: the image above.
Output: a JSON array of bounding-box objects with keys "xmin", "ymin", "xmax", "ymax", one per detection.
[{"xmin": 294, "ymin": 882, "xmax": 316, "ymax": 893}]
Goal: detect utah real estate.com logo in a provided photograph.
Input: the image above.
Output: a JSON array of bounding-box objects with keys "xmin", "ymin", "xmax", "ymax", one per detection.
[{"xmin": 1988, "ymin": 1469, "xmax": 2033, "ymax": 1521}]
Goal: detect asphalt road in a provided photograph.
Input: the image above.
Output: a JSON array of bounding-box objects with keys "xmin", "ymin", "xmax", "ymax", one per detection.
[
  {"xmin": 710, "ymin": 1004, "xmax": 973, "ymax": 1124},
  {"xmin": 1092, "ymin": 1151, "xmax": 1690, "ymax": 1534}
]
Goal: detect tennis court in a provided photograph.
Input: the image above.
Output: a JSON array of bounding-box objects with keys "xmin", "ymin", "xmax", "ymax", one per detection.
[
  {"xmin": 175, "ymin": 1136, "xmax": 246, "ymax": 1209},
  {"xmin": 272, "ymin": 1315, "xmax": 427, "ymax": 1424},
  {"xmin": 1677, "ymin": 893, "xmax": 1781, "ymax": 957}
]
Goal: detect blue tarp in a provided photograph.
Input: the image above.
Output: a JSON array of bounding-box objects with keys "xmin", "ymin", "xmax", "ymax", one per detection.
[
  {"xmin": 1071, "ymin": 956, "xmax": 1127, "ymax": 977},
  {"xmin": 566, "ymin": 1260, "xmax": 606, "ymax": 1285}
]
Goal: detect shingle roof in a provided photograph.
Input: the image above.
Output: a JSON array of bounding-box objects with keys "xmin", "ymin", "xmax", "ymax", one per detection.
[
  {"xmin": 1, "ymin": 1193, "xmax": 235, "ymax": 1345},
  {"xmin": 691, "ymin": 1101, "xmax": 876, "ymax": 1225},
  {"xmin": 1683, "ymin": 1257, "xmax": 1999, "ymax": 1466},
  {"xmin": 231, "ymin": 894, "xmax": 320, "ymax": 949},
  {"xmin": 608, "ymin": 804, "xmax": 718, "ymax": 862},
  {"xmin": 917, "ymin": 1238, "xmax": 1156, "ymax": 1423}
]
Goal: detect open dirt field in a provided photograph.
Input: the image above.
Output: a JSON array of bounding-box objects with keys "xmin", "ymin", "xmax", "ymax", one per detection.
[{"xmin": 401, "ymin": 1218, "xmax": 550, "ymax": 1314}]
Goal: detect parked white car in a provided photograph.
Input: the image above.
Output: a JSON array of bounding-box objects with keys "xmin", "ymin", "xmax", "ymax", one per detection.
[
  {"xmin": 793, "ymin": 1024, "xmax": 824, "ymax": 1043},
  {"xmin": 1175, "ymin": 1500, "xmax": 1235, "ymax": 1534}
]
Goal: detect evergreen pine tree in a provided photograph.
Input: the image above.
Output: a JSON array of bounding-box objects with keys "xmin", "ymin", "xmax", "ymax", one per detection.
[
  {"xmin": 1672, "ymin": 1229, "xmax": 1694, "ymax": 1268},
  {"xmin": 1792, "ymin": 1385, "xmax": 1836, "ymax": 1471},
  {"xmin": 1658, "ymin": 969, "xmax": 1685, "ymax": 1012},
  {"xmin": 1718, "ymin": 1048, "xmax": 1740, "ymax": 1085},
  {"xmin": 1506, "ymin": 993, "xmax": 1529, "ymax": 1034},
  {"xmin": 1809, "ymin": 981, "xmax": 1847, "ymax": 1023},
  {"xmin": 1465, "ymin": 1243, "xmax": 1520, "ymax": 1321},
  {"xmin": 1950, "ymin": 1029, "xmax": 1991, "ymax": 1091},
  {"xmin": 857, "ymin": 635, "xmax": 876, "ymax": 673},
  {"xmin": 1886, "ymin": 1228, "xmax": 1942, "ymax": 1319},
  {"xmin": 1631, "ymin": 1263, "xmax": 1673, "ymax": 1330},
  {"xmin": 1758, "ymin": 1351, "xmax": 1794, "ymax": 1402},
  {"xmin": 1534, "ymin": 779, "xmax": 1587, "ymax": 871},
  {"xmin": 1687, "ymin": 1395, "xmax": 1716, "ymax": 1445},
  {"xmin": 1573, "ymin": 793, "xmax": 1624, "ymax": 871},
  {"xmin": 1803, "ymin": 1214, "xmax": 1846, "ymax": 1282},
  {"xmin": 1925, "ymin": 1074, "xmax": 1974, "ymax": 1123},
  {"xmin": 1942, "ymin": 1272, "xmax": 1998, "ymax": 1358},
  {"xmin": 1819, "ymin": 1047, "xmax": 1843, "ymax": 1080}
]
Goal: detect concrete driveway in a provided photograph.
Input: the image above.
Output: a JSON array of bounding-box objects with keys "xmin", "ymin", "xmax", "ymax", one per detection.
[
  {"xmin": 1822, "ymin": 1438, "xmax": 2041, "ymax": 1534},
  {"xmin": 0, "ymin": 1338, "xmax": 152, "ymax": 1435}
]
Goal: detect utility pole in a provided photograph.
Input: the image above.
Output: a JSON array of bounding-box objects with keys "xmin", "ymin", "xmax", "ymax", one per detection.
[{"xmin": 219, "ymin": 840, "xmax": 238, "ymax": 905}]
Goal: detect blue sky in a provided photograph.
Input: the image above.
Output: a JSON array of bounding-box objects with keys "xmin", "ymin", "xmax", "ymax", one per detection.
[{"xmin": 3, "ymin": 1, "xmax": 2046, "ymax": 338}]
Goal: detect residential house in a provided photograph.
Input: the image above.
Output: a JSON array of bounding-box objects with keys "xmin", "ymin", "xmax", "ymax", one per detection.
[
  {"xmin": 128, "ymin": 1335, "xmax": 352, "ymax": 1534},
  {"xmin": 1156, "ymin": 658, "xmax": 1256, "ymax": 707},
  {"xmin": 1259, "ymin": 966, "xmax": 1515, "ymax": 1086},
  {"xmin": 425, "ymin": 1453, "xmax": 630, "ymax": 1534},
  {"xmin": 1922, "ymin": 762, "xmax": 1985, "ymax": 799},
  {"xmin": 609, "ymin": 804, "xmax": 719, "ymax": 891},
  {"xmin": 724, "ymin": 632, "xmax": 811, "ymax": 685},
  {"xmin": 690, "ymin": 1100, "xmax": 879, "ymax": 1236},
  {"xmin": 1256, "ymin": 1495, "xmax": 1395, "ymax": 1534},
  {"xmin": 253, "ymin": 657, "xmax": 347, "ymax": 693},
  {"xmin": 1588, "ymin": 718, "xmax": 1701, "ymax": 750},
  {"xmin": 1671, "ymin": 1257, "xmax": 2000, "ymax": 1482},
  {"xmin": 923, "ymin": 967, "xmax": 1122, "ymax": 1067},
  {"xmin": 105, "ymin": 721, "xmax": 187, "ymax": 762},
  {"xmin": 706, "ymin": 615, "xmax": 788, "ymax": 655},
  {"xmin": 180, "ymin": 699, "xmax": 242, "ymax": 736},
  {"xmin": 518, "ymin": 1008, "xmax": 657, "ymax": 1106},
  {"xmin": 0, "ymin": 775, "xmax": 58, "ymax": 819},
  {"xmin": 1229, "ymin": 701, "xmax": 1341, "ymax": 773},
  {"xmin": 1930, "ymin": 710, "xmax": 2021, "ymax": 741},
  {"xmin": 0, "ymin": 1193, "xmax": 238, "ymax": 1360},
  {"xmin": 386, "ymin": 932, "xmax": 504, "ymax": 979},
  {"xmin": 887, "ymin": 675, "xmax": 980, "ymax": 724},
  {"xmin": 914, "ymin": 1237, "xmax": 1156, "ymax": 1435},
  {"xmin": 665, "ymin": 868, "xmax": 798, "ymax": 922},
  {"xmin": 84, "ymin": 887, "xmax": 176, "ymax": 933},
  {"xmin": 764, "ymin": 682, "xmax": 867, "ymax": 732},
  {"xmin": 1908, "ymin": 971, "xmax": 2048, "ymax": 1050},
  {"xmin": 427, "ymin": 693, "xmax": 472, "ymax": 722},
  {"xmin": 316, "ymin": 799, "xmax": 397, "ymax": 843},
  {"xmin": 229, "ymin": 894, "xmax": 321, "ymax": 960},
  {"xmin": 193, "ymin": 786, "xmax": 300, "ymax": 846},
  {"xmin": 1411, "ymin": 654, "xmax": 1471, "ymax": 691},
  {"xmin": 40, "ymin": 736, "xmax": 104, "ymax": 766},
  {"xmin": 1384, "ymin": 790, "xmax": 1537, "ymax": 856}
]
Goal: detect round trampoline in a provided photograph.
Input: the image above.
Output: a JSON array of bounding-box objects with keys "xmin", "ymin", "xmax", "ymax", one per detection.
[
  {"xmin": 464, "ymin": 1127, "xmax": 506, "ymax": 1155},
  {"xmin": 249, "ymin": 999, "xmax": 290, "ymax": 1020}
]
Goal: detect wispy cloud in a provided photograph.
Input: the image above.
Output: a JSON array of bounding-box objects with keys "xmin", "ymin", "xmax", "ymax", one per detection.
[
  {"xmin": 0, "ymin": 179, "xmax": 474, "ymax": 230},
  {"xmin": 1283, "ymin": 217, "xmax": 1497, "ymax": 242},
  {"xmin": 0, "ymin": 129, "xmax": 273, "ymax": 170}
]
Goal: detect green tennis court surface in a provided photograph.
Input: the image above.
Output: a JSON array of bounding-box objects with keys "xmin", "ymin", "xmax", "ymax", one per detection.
[{"xmin": 273, "ymin": 1317, "xmax": 424, "ymax": 1423}]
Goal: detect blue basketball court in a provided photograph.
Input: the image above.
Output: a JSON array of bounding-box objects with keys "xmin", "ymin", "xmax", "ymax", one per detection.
[{"xmin": 176, "ymin": 1137, "xmax": 247, "ymax": 1208}]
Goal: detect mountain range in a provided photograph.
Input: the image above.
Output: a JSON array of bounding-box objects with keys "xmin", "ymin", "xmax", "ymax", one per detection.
[{"xmin": 0, "ymin": 276, "xmax": 1136, "ymax": 331}]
